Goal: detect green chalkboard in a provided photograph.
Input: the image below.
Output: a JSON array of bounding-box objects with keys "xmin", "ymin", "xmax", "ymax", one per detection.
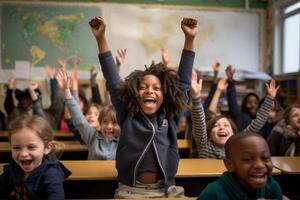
[{"xmin": 1, "ymin": 2, "xmax": 101, "ymax": 69}]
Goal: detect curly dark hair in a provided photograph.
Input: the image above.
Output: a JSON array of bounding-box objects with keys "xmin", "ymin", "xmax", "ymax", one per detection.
[{"xmin": 119, "ymin": 62, "xmax": 187, "ymax": 118}]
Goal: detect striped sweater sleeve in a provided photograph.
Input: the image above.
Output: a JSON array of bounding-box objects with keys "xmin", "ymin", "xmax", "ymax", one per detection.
[
  {"xmin": 243, "ymin": 96, "xmax": 274, "ymax": 133},
  {"xmin": 191, "ymin": 97, "xmax": 224, "ymax": 158}
]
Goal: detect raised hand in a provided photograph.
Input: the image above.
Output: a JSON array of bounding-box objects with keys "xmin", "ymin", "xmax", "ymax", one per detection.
[
  {"xmin": 115, "ymin": 48, "xmax": 127, "ymax": 69},
  {"xmin": 44, "ymin": 64, "xmax": 55, "ymax": 79},
  {"xmin": 181, "ymin": 18, "xmax": 198, "ymax": 39},
  {"xmin": 212, "ymin": 60, "xmax": 220, "ymax": 83},
  {"xmin": 89, "ymin": 16, "xmax": 109, "ymax": 53},
  {"xmin": 90, "ymin": 66, "xmax": 98, "ymax": 80},
  {"xmin": 8, "ymin": 74, "xmax": 16, "ymax": 90},
  {"xmin": 55, "ymin": 67, "xmax": 72, "ymax": 92},
  {"xmin": 265, "ymin": 79, "xmax": 279, "ymax": 99},
  {"xmin": 28, "ymin": 81, "xmax": 39, "ymax": 100},
  {"xmin": 57, "ymin": 59, "xmax": 67, "ymax": 70},
  {"xmin": 70, "ymin": 55, "xmax": 81, "ymax": 66},
  {"xmin": 216, "ymin": 78, "xmax": 228, "ymax": 92},
  {"xmin": 212, "ymin": 61, "xmax": 220, "ymax": 73},
  {"xmin": 161, "ymin": 47, "xmax": 170, "ymax": 65},
  {"xmin": 89, "ymin": 16, "xmax": 106, "ymax": 39},
  {"xmin": 190, "ymin": 69, "xmax": 202, "ymax": 99},
  {"xmin": 225, "ymin": 65, "xmax": 235, "ymax": 81},
  {"xmin": 28, "ymin": 81, "xmax": 39, "ymax": 91}
]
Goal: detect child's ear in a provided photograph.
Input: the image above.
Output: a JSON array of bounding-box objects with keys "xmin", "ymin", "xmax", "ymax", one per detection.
[
  {"xmin": 223, "ymin": 158, "xmax": 235, "ymax": 172},
  {"xmin": 44, "ymin": 143, "xmax": 52, "ymax": 155}
]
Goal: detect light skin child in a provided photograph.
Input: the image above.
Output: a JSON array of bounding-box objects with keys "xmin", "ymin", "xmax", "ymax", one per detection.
[
  {"xmin": 10, "ymin": 127, "xmax": 51, "ymax": 178},
  {"xmin": 288, "ymin": 107, "xmax": 300, "ymax": 132},
  {"xmin": 56, "ymin": 67, "xmax": 120, "ymax": 139},
  {"xmin": 191, "ymin": 68, "xmax": 279, "ymax": 147}
]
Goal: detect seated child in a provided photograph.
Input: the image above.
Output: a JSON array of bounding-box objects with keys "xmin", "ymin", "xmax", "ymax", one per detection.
[
  {"xmin": 0, "ymin": 115, "xmax": 71, "ymax": 200},
  {"xmin": 55, "ymin": 67, "xmax": 120, "ymax": 160},
  {"xmin": 268, "ymin": 104, "xmax": 300, "ymax": 156},
  {"xmin": 198, "ymin": 132, "xmax": 282, "ymax": 200},
  {"xmin": 190, "ymin": 68, "xmax": 278, "ymax": 158}
]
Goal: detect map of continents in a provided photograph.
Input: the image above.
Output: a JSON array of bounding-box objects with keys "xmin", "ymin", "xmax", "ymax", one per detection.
[{"xmin": 1, "ymin": 3, "xmax": 101, "ymax": 69}]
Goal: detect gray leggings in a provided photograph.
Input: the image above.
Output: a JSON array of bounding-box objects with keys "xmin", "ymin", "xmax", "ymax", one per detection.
[{"xmin": 114, "ymin": 180, "xmax": 185, "ymax": 198}]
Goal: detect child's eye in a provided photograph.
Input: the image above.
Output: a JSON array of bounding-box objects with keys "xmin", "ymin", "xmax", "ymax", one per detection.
[
  {"xmin": 261, "ymin": 155, "xmax": 271, "ymax": 161},
  {"xmin": 242, "ymin": 157, "xmax": 252, "ymax": 162},
  {"xmin": 28, "ymin": 145, "xmax": 37, "ymax": 150},
  {"xmin": 154, "ymin": 87, "xmax": 161, "ymax": 91},
  {"xmin": 12, "ymin": 146, "xmax": 21, "ymax": 151}
]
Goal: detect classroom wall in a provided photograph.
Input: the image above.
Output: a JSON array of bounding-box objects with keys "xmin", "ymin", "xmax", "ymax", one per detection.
[
  {"xmin": 3, "ymin": 0, "xmax": 266, "ymax": 9},
  {"xmin": 0, "ymin": 0, "xmax": 269, "ymax": 114}
]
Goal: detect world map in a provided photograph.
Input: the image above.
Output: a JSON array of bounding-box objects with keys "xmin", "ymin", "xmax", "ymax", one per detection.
[{"xmin": 1, "ymin": 3, "xmax": 101, "ymax": 69}]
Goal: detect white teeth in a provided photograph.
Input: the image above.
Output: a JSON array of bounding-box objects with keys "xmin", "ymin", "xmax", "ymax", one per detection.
[{"xmin": 251, "ymin": 173, "xmax": 265, "ymax": 178}]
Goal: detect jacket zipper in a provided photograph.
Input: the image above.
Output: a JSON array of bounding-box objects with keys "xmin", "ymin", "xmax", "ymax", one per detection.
[
  {"xmin": 132, "ymin": 116, "xmax": 156, "ymax": 186},
  {"xmin": 153, "ymin": 142, "xmax": 167, "ymax": 185}
]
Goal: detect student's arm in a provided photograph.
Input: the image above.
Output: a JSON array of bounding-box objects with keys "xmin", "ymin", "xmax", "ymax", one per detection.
[
  {"xmin": 55, "ymin": 67, "xmax": 95, "ymax": 144},
  {"xmin": 90, "ymin": 66, "xmax": 103, "ymax": 105},
  {"xmin": 226, "ymin": 66, "xmax": 240, "ymax": 117},
  {"xmin": 243, "ymin": 80, "xmax": 279, "ymax": 133},
  {"xmin": 178, "ymin": 18, "xmax": 197, "ymax": 102},
  {"xmin": 28, "ymin": 81, "xmax": 46, "ymax": 118},
  {"xmin": 203, "ymin": 61, "xmax": 220, "ymax": 110},
  {"xmin": 190, "ymin": 74, "xmax": 208, "ymax": 155},
  {"xmin": 44, "ymin": 168, "xmax": 67, "ymax": 200},
  {"xmin": 208, "ymin": 78, "xmax": 227, "ymax": 114},
  {"xmin": 45, "ymin": 64, "xmax": 64, "ymax": 129},
  {"xmin": 115, "ymin": 48, "xmax": 127, "ymax": 70},
  {"xmin": 161, "ymin": 47, "xmax": 170, "ymax": 66},
  {"xmin": 4, "ymin": 75, "xmax": 16, "ymax": 114},
  {"xmin": 90, "ymin": 16, "xmax": 125, "ymax": 121},
  {"xmin": 65, "ymin": 117, "xmax": 83, "ymax": 142}
]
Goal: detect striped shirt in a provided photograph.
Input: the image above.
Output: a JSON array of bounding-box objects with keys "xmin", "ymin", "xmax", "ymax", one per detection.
[{"xmin": 191, "ymin": 96, "xmax": 274, "ymax": 159}]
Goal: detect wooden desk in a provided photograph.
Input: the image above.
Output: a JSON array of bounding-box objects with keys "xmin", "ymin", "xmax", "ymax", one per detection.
[
  {"xmin": 271, "ymin": 157, "xmax": 300, "ymax": 199},
  {"xmin": 0, "ymin": 130, "xmax": 75, "ymax": 141},
  {"xmin": 0, "ymin": 141, "xmax": 87, "ymax": 152},
  {"xmin": 0, "ymin": 141, "xmax": 88, "ymax": 162},
  {"xmin": 0, "ymin": 139, "xmax": 189, "ymax": 162},
  {"xmin": 272, "ymin": 156, "xmax": 300, "ymax": 175},
  {"xmin": 0, "ymin": 158, "xmax": 282, "ymax": 198}
]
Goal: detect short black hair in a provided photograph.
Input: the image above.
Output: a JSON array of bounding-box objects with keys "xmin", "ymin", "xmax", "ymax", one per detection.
[{"xmin": 225, "ymin": 132, "xmax": 265, "ymax": 159}]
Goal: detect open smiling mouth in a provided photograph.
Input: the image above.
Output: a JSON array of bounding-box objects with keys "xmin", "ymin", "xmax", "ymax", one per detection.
[
  {"xmin": 20, "ymin": 160, "xmax": 33, "ymax": 168},
  {"xmin": 143, "ymin": 97, "xmax": 156, "ymax": 105}
]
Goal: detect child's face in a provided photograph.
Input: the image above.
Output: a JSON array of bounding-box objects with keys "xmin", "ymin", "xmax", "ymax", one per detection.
[
  {"xmin": 100, "ymin": 116, "xmax": 120, "ymax": 139},
  {"xmin": 86, "ymin": 106, "xmax": 100, "ymax": 129},
  {"xmin": 210, "ymin": 118, "xmax": 234, "ymax": 146},
  {"xmin": 246, "ymin": 95, "xmax": 258, "ymax": 116},
  {"xmin": 225, "ymin": 136, "xmax": 273, "ymax": 191},
  {"xmin": 177, "ymin": 116, "xmax": 187, "ymax": 132},
  {"xmin": 10, "ymin": 128, "xmax": 51, "ymax": 177},
  {"xmin": 138, "ymin": 75, "xmax": 163, "ymax": 116},
  {"xmin": 289, "ymin": 107, "xmax": 300, "ymax": 130}
]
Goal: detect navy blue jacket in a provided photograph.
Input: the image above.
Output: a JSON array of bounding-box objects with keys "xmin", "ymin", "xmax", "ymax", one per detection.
[
  {"xmin": 0, "ymin": 156, "xmax": 71, "ymax": 200},
  {"xmin": 99, "ymin": 50, "xmax": 194, "ymax": 191},
  {"xmin": 227, "ymin": 80, "xmax": 252, "ymax": 131}
]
